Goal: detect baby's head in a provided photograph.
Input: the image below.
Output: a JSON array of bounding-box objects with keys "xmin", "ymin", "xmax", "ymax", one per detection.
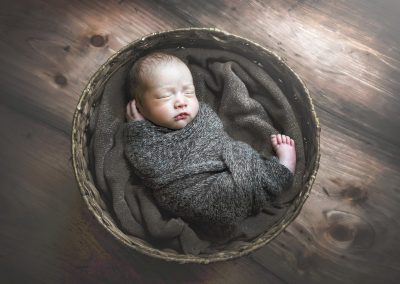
[{"xmin": 128, "ymin": 52, "xmax": 199, "ymax": 130}]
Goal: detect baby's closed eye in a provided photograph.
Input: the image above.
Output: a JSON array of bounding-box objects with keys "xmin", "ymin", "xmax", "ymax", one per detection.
[
  {"xmin": 184, "ymin": 89, "xmax": 195, "ymax": 95},
  {"xmin": 157, "ymin": 93, "xmax": 172, "ymax": 99}
]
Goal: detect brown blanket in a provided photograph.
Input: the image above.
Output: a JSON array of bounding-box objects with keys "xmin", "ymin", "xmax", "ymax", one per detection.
[{"xmin": 88, "ymin": 48, "xmax": 305, "ymax": 255}]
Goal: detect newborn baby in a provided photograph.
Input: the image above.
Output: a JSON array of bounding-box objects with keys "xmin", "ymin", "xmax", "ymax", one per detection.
[{"xmin": 124, "ymin": 52, "xmax": 296, "ymax": 240}]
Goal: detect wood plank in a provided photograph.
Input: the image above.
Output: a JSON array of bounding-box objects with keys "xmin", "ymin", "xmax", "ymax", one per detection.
[{"xmin": 1, "ymin": 0, "xmax": 399, "ymax": 283}]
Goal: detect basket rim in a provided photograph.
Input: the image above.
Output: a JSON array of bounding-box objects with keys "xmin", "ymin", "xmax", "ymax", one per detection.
[{"xmin": 71, "ymin": 27, "xmax": 321, "ymax": 264}]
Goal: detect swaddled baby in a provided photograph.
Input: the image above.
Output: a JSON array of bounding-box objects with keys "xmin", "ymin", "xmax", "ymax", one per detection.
[{"xmin": 124, "ymin": 52, "xmax": 296, "ymax": 240}]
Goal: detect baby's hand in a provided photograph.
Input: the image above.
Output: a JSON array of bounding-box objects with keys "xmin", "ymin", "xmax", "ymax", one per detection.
[{"xmin": 126, "ymin": 99, "xmax": 145, "ymax": 122}]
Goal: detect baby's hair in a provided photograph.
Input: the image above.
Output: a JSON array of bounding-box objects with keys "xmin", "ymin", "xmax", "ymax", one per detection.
[{"xmin": 128, "ymin": 52, "xmax": 186, "ymax": 105}]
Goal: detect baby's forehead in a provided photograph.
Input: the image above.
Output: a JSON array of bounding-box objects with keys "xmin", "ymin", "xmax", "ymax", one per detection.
[
  {"xmin": 141, "ymin": 60, "xmax": 189, "ymax": 81},
  {"xmin": 144, "ymin": 59, "xmax": 182, "ymax": 72}
]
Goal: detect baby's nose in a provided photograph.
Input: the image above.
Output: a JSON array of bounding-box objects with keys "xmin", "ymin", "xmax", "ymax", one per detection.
[
  {"xmin": 174, "ymin": 93, "xmax": 187, "ymax": 108},
  {"xmin": 175, "ymin": 101, "xmax": 186, "ymax": 108}
]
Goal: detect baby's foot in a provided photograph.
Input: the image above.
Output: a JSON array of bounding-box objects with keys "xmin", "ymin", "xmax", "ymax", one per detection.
[{"xmin": 271, "ymin": 134, "xmax": 296, "ymax": 174}]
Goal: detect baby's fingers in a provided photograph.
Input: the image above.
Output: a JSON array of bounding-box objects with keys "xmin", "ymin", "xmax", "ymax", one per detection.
[
  {"xmin": 130, "ymin": 100, "xmax": 145, "ymax": 121},
  {"xmin": 126, "ymin": 101, "xmax": 134, "ymax": 120},
  {"xmin": 130, "ymin": 100, "xmax": 139, "ymax": 115}
]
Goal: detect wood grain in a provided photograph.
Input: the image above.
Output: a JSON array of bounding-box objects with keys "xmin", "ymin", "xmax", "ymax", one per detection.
[{"xmin": 1, "ymin": 0, "xmax": 399, "ymax": 283}]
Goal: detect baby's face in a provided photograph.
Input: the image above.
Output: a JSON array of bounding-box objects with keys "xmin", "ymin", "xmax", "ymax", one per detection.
[{"xmin": 137, "ymin": 61, "xmax": 199, "ymax": 130}]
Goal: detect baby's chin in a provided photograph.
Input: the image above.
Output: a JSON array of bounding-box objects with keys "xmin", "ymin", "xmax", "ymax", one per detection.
[
  {"xmin": 168, "ymin": 114, "xmax": 198, "ymax": 129},
  {"xmin": 169, "ymin": 118, "xmax": 192, "ymax": 130},
  {"xmin": 145, "ymin": 111, "xmax": 198, "ymax": 130},
  {"xmin": 143, "ymin": 117, "xmax": 189, "ymax": 130}
]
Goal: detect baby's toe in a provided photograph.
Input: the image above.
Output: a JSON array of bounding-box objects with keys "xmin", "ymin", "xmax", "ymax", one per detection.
[
  {"xmin": 271, "ymin": 134, "xmax": 278, "ymax": 146},
  {"xmin": 277, "ymin": 134, "xmax": 282, "ymax": 144}
]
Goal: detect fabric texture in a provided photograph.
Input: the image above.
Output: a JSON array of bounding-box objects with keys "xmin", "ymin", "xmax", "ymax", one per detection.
[
  {"xmin": 124, "ymin": 102, "xmax": 293, "ymax": 241},
  {"xmin": 88, "ymin": 48, "xmax": 305, "ymax": 255}
]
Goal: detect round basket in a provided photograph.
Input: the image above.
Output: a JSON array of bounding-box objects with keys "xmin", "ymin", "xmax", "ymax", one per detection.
[{"xmin": 72, "ymin": 27, "xmax": 320, "ymax": 264}]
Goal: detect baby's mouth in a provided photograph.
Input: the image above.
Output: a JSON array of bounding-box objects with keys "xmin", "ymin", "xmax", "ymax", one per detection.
[{"xmin": 175, "ymin": 112, "xmax": 189, "ymax": 121}]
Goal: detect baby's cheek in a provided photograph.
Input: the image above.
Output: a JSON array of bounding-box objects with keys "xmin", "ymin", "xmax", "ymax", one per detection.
[
  {"xmin": 153, "ymin": 102, "xmax": 169, "ymax": 112},
  {"xmin": 152, "ymin": 106, "xmax": 170, "ymax": 120}
]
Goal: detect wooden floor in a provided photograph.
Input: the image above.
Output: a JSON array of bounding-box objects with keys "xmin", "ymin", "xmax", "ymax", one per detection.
[{"xmin": 1, "ymin": 0, "xmax": 399, "ymax": 283}]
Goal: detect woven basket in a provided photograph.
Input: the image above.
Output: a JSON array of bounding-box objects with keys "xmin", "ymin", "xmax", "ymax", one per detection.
[{"xmin": 72, "ymin": 27, "xmax": 320, "ymax": 264}]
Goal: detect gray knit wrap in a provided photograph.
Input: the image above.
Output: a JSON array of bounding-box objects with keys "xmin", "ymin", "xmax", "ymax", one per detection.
[{"xmin": 124, "ymin": 102, "xmax": 293, "ymax": 238}]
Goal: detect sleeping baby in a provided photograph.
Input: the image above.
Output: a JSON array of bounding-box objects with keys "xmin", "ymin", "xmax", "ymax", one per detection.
[{"xmin": 124, "ymin": 52, "xmax": 296, "ymax": 240}]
